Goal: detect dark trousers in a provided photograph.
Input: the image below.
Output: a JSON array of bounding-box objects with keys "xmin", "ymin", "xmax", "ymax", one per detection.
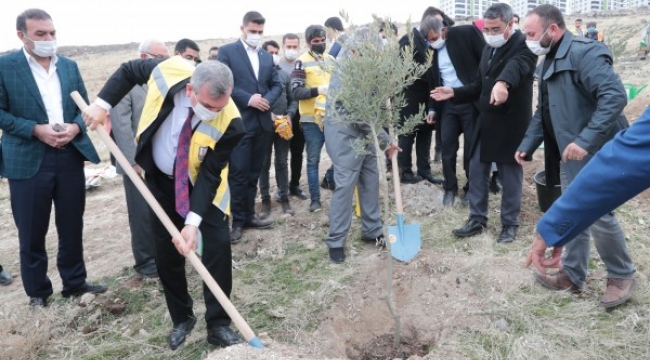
[
  {"xmin": 289, "ymin": 116, "xmax": 305, "ymax": 188},
  {"xmin": 147, "ymin": 168, "xmax": 232, "ymax": 328},
  {"xmin": 397, "ymin": 124, "xmax": 433, "ymax": 176},
  {"xmin": 440, "ymin": 102, "xmax": 477, "ymax": 192},
  {"xmin": 468, "ymin": 139, "xmax": 523, "ymax": 226},
  {"xmin": 123, "ymin": 175, "xmax": 156, "ymax": 271},
  {"xmin": 10, "ymin": 146, "xmax": 87, "ymax": 298},
  {"xmin": 259, "ymin": 132, "xmax": 291, "ymax": 200},
  {"xmin": 229, "ymin": 125, "xmax": 271, "ymax": 227}
]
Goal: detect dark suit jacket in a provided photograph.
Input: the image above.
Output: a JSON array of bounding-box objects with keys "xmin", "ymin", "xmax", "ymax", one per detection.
[
  {"xmin": 109, "ymin": 84, "xmax": 147, "ymax": 175},
  {"xmin": 96, "ymin": 58, "xmax": 245, "ymax": 218},
  {"xmin": 217, "ymin": 40, "xmax": 281, "ymax": 133},
  {"xmin": 426, "ymin": 25, "xmax": 486, "ymax": 114},
  {"xmin": 454, "ymin": 30, "xmax": 537, "ymax": 163},
  {"xmin": 0, "ymin": 50, "xmax": 99, "ymax": 179}
]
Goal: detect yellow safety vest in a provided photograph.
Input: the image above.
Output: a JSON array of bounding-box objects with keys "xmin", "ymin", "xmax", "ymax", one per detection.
[
  {"xmin": 137, "ymin": 56, "xmax": 238, "ymax": 216},
  {"xmin": 297, "ymin": 52, "xmax": 333, "ymax": 126}
]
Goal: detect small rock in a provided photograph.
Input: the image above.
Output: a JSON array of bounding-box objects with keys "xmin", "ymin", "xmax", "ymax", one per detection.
[
  {"xmin": 139, "ymin": 329, "xmax": 149, "ymax": 337},
  {"xmin": 495, "ymin": 318, "xmax": 508, "ymax": 331},
  {"xmin": 79, "ymin": 293, "xmax": 96, "ymax": 307},
  {"xmin": 105, "ymin": 303, "xmax": 127, "ymax": 315},
  {"xmin": 82, "ymin": 325, "xmax": 98, "ymax": 334},
  {"xmin": 258, "ymin": 331, "xmax": 273, "ymax": 346},
  {"xmin": 305, "ymin": 242, "xmax": 316, "ymax": 250}
]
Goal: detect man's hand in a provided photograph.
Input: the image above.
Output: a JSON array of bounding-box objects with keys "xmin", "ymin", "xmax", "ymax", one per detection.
[
  {"xmin": 82, "ymin": 104, "xmax": 108, "ymax": 130},
  {"xmin": 426, "ymin": 111, "xmax": 436, "ymax": 125},
  {"xmin": 386, "ymin": 141, "xmax": 402, "ymax": 160},
  {"xmin": 430, "ymin": 87, "xmax": 454, "ymax": 101},
  {"xmin": 490, "ymin": 81, "xmax": 509, "ymax": 106},
  {"xmin": 562, "ymin": 142, "xmax": 588, "ymax": 162},
  {"xmin": 33, "ymin": 124, "xmax": 73, "ymax": 148},
  {"xmin": 524, "ymin": 233, "xmax": 563, "ymax": 275},
  {"xmin": 249, "ymin": 94, "xmax": 270, "ymax": 111},
  {"xmin": 317, "ymin": 85, "xmax": 328, "ymax": 95},
  {"xmin": 56, "ymin": 123, "xmax": 80, "ymax": 146},
  {"xmin": 514, "ymin": 151, "xmax": 528, "ymax": 166},
  {"xmin": 172, "ymin": 225, "xmax": 198, "ymax": 255}
]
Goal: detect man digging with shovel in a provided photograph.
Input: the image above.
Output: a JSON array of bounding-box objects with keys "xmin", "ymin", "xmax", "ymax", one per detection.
[{"xmin": 83, "ymin": 58, "xmax": 245, "ymax": 350}]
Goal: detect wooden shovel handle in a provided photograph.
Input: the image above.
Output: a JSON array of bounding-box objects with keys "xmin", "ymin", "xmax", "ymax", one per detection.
[
  {"xmin": 389, "ymin": 126, "xmax": 404, "ymax": 215},
  {"xmin": 70, "ymin": 92, "xmax": 261, "ymax": 347}
]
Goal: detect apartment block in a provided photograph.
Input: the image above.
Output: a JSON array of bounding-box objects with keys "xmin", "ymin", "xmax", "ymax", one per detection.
[
  {"xmin": 439, "ymin": 0, "xmax": 501, "ymax": 19},
  {"xmin": 510, "ymin": 0, "xmax": 570, "ymax": 16}
]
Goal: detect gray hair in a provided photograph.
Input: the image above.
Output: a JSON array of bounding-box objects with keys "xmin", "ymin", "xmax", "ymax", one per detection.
[
  {"xmin": 190, "ymin": 61, "xmax": 234, "ymax": 98},
  {"xmin": 419, "ymin": 16, "xmax": 444, "ymax": 37},
  {"xmin": 138, "ymin": 38, "xmax": 165, "ymax": 56},
  {"xmin": 338, "ymin": 26, "xmax": 384, "ymax": 59},
  {"xmin": 484, "ymin": 3, "xmax": 514, "ymax": 23}
]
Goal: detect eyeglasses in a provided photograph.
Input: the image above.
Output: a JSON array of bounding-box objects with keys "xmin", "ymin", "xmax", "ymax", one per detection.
[{"xmin": 147, "ymin": 52, "xmax": 169, "ymax": 59}]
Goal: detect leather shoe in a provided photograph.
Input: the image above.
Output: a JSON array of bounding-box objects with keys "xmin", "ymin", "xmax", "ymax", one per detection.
[
  {"xmin": 135, "ymin": 263, "xmax": 158, "ymax": 278},
  {"xmin": 279, "ymin": 200, "xmax": 295, "ymax": 215},
  {"xmin": 0, "ymin": 269, "xmax": 13, "ymax": 285},
  {"xmin": 418, "ymin": 172, "xmax": 444, "ymax": 185},
  {"xmin": 62, "ymin": 282, "xmax": 107, "ymax": 298},
  {"xmin": 244, "ymin": 218, "xmax": 274, "ymax": 229},
  {"xmin": 497, "ymin": 225, "xmax": 518, "ymax": 243},
  {"xmin": 600, "ymin": 278, "xmax": 636, "ymax": 309},
  {"xmin": 29, "ymin": 296, "xmax": 49, "ymax": 307},
  {"xmin": 532, "ymin": 269, "xmax": 581, "ymax": 293},
  {"xmin": 442, "ymin": 190, "xmax": 455, "ymax": 207},
  {"xmin": 169, "ymin": 317, "xmax": 197, "ymax": 350},
  {"xmin": 289, "ymin": 186, "xmax": 308, "ymax": 200},
  {"xmin": 329, "ymin": 247, "xmax": 346, "ymax": 263},
  {"xmin": 362, "ymin": 234, "xmax": 385, "ymax": 247},
  {"xmin": 230, "ymin": 227, "xmax": 243, "ymax": 244},
  {"xmin": 400, "ymin": 172, "xmax": 423, "ymax": 184},
  {"xmin": 207, "ymin": 325, "xmax": 242, "ymax": 347},
  {"xmin": 320, "ymin": 177, "xmax": 335, "ymax": 190},
  {"xmin": 452, "ymin": 219, "xmax": 485, "ymax": 238}
]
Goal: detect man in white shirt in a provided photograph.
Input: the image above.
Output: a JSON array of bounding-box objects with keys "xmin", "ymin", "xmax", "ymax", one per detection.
[{"xmin": 0, "ymin": 8, "xmax": 105, "ymax": 307}]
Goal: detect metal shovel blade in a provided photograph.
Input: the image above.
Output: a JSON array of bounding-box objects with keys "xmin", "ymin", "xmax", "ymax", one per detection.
[{"xmin": 388, "ymin": 214, "xmax": 421, "ymax": 262}]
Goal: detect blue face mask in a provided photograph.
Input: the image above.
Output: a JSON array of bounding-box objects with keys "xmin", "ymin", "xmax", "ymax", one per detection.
[{"xmin": 587, "ymin": 28, "xmax": 596, "ymax": 33}]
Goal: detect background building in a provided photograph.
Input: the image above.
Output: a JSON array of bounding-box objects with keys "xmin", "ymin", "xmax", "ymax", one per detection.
[
  {"xmin": 572, "ymin": 0, "xmax": 628, "ymax": 13},
  {"xmin": 511, "ymin": 0, "xmax": 570, "ymax": 16},
  {"xmin": 439, "ymin": 0, "xmax": 501, "ymax": 19}
]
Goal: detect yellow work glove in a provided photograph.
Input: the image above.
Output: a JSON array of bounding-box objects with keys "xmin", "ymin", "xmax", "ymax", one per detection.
[
  {"xmin": 274, "ymin": 116, "xmax": 293, "ymax": 140},
  {"xmin": 313, "ymin": 94, "xmax": 327, "ymax": 132}
]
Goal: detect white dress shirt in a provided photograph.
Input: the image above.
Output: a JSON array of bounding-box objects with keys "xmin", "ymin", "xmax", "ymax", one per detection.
[
  {"xmin": 438, "ymin": 45, "xmax": 464, "ymax": 88},
  {"xmin": 96, "ymin": 90, "xmax": 203, "ymax": 227},
  {"xmin": 240, "ymin": 39, "xmax": 260, "ymax": 79},
  {"xmin": 23, "ymin": 48, "xmax": 64, "ymax": 124}
]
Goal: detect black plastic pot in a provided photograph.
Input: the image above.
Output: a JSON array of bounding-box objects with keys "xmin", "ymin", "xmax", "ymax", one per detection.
[{"xmin": 533, "ymin": 170, "xmax": 562, "ymax": 213}]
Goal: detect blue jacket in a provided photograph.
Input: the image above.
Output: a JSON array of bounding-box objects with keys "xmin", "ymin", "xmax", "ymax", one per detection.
[
  {"xmin": 0, "ymin": 51, "xmax": 99, "ymax": 179},
  {"xmin": 539, "ymin": 106, "xmax": 650, "ymax": 246}
]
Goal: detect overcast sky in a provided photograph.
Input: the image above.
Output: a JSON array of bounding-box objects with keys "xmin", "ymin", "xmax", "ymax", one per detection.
[{"xmin": 1, "ymin": 1, "xmax": 441, "ymax": 52}]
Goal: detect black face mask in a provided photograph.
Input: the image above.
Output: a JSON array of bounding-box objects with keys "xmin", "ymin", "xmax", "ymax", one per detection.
[{"xmin": 311, "ymin": 43, "xmax": 326, "ymax": 55}]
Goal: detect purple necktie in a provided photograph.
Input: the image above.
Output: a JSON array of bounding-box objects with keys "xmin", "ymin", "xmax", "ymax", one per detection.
[{"xmin": 175, "ymin": 108, "xmax": 194, "ymax": 218}]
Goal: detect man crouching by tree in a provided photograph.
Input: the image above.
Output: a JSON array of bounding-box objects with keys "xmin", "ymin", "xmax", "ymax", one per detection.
[
  {"xmin": 324, "ymin": 27, "xmax": 401, "ymax": 263},
  {"xmin": 82, "ymin": 58, "xmax": 245, "ymax": 350}
]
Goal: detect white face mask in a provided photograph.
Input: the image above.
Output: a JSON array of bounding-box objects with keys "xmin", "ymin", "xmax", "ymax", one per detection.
[
  {"xmin": 245, "ymin": 33, "xmax": 262, "ymax": 48},
  {"xmin": 430, "ymin": 38, "xmax": 445, "ymax": 50},
  {"xmin": 284, "ymin": 49, "xmax": 299, "ymax": 61},
  {"xmin": 272, "ymin": 54, "xmax": 280, "ymax": 66},
  {"xmin": 192, "ymin": 93, "xmax": 221, "ymax": 121},
  {"xmin": 526, "ymin": 28, "xmax": 552, "ymax": 55},
  {"xmin": 484, "ymin": 33, "xmax": 508, "ymax": 48},
  {"xmin": 513, "ymin": 24, "xmax": 520, "ymax": 31},
  {"xmin": 25, "ymin": 33, "xmax": 57, "ymax": 57},
  {"xmin": 185, "ymin": 58, "xmax": 196, "ymax": 67}
]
